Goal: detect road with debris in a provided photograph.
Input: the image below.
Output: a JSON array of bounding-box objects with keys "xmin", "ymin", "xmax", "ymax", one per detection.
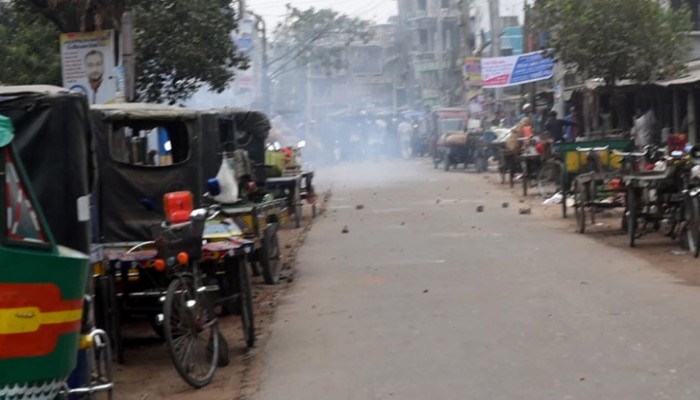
[{"xmin": 255, "ymin": 160, "xmax": 700, "ymax": 400}]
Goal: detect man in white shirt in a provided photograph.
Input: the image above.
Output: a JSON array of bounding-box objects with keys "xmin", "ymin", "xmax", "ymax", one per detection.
[{"xmin": 398, "ymin": 120, "xmax": 413, "ymax": 159}]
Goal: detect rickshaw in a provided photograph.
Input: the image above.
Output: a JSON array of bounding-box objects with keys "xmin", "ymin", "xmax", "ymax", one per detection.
[
  {"xmin": 89, "ymin": 104, "xmax": 255, "ymax": 387},
  {"xmin": 624, "ymin": 148, "xmax": 691, "ymax": 248},
  {"xmin": 201, "ymin": 109, "xmax": 289, "ymax": 283},
  {"xmin": 555, "ymin": 137, "xmax": 634, "ymax": 218},
  {"xmin": 0, "ymin": 86, "xmax": 112, "ymax": 398}
]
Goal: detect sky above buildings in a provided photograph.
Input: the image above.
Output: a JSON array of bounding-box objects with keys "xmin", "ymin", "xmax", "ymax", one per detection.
[{"xmin": 251, "ymin": 0, "xmax": 527, "ymax": 31}]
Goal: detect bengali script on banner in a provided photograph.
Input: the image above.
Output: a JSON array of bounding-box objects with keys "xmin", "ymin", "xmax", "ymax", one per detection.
[{"xmin": 481, "ymin": 51, "xmax": 555, "ymax": 88}]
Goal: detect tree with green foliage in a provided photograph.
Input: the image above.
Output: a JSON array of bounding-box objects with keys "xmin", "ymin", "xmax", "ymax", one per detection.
[
  {"xmin": 0, "ymin": 2, "xmax": 62, "ymax": 86},
  {"xmin": 269, "ymin": 5, "xmax": 373, "ymax": 113},
  {"xmin": 1, "ymin": 0, "xmax": 248, "ymax": 104},
  {"xmin": 534, "ymin": 0, "xmax": 692, "ymax": 86},
  {"xmin": 130, "ymin": 0, "xmax": 247, "ymax": 104},
  {"xmin": 269, "ymin": 5, "xmax": 373, "ymax": 80}
]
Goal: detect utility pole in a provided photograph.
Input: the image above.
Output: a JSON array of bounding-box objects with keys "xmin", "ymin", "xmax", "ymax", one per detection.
[
  {"xmin": 121, "ymin": 10, "xmax": 135, "ymax": 102},
  {"xmin": 488, "ymin": 0, "xmax": 502, "ymax": 113},
  {"xmin": 459, "ymin": 0, "xmax": 472, "ymax": 58},
  {"xmin": 251, "ymin": 13, "xmax": 270, "ymax": 114}
]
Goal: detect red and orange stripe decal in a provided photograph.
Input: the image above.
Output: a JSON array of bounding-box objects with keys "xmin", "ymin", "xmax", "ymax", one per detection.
[{"xmin": 0, "ymin": 283, "xmax": 82, "ymax": 359}]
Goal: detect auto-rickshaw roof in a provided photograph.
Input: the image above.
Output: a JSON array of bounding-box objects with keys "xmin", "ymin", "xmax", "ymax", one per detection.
[
  {"xmin": 91, "ymin": 103, "xmax": 199, "ymax": 120},
  {"xmin": 0, "ymin": 84, "xmax": 70, "ymax": 97},
  {"xmin": 0, "ymin": 84, "xmax": 93, "ymax": 254}
]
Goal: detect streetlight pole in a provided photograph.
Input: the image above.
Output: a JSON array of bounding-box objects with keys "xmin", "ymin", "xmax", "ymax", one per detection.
[{"xmin": 250, "ymin": 13, "xmax": 270, "ymax": 114}]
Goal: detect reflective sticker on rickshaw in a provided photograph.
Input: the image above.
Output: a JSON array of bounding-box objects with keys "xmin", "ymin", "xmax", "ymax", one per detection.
[{"xmin": 4, "ymin": 148, "xmax": 47, "ymax": 244}]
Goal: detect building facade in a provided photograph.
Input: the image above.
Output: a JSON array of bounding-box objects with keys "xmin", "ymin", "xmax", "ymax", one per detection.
[{"xmin": 397, "ymin": 0, "xmax": 468, "ymax": 108}]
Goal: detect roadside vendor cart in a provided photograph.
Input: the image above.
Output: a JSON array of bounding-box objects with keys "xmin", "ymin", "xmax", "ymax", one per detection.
[
  {"xmin": 201, "ymin": 109, "xmax": 289, "ymax": 283},
  {"xmin": 623, "ymin": 151, "xmax": 690, "ymax": 248},
  {"xmin": 555, "ymin": 137, "xmax": 634, "ymax": 218},
  {"xmin": 264, "ymin": 140, "xmax": 316, "ymax": 228},
  {"xmin": 570, "ymin": 146, "xmax": 630, "ymax": 233}
]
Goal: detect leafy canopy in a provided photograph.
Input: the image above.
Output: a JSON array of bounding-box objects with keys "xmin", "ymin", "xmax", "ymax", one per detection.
[
  {"xmin": 0, "ymin": 2, "xmax": 62, "ymax": 86},
  {"xmin": 269, "ymin": 5, "xmax": 373, "ymax": 80},
  {"xmin": 1, "ymin": 0, "xmax": 247, "ymax": 104},
  {"xmin": 131, "ymin": 0, "xmax": 247, "ymax": 104},
  {"xmin": 534, "ymin": 0, "xmax": 692, "ymax": 86}
]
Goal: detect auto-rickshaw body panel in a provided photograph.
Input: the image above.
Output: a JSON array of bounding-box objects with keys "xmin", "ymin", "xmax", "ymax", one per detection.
[{"xmin": 0, "ymin": 85, "xmax": 93, "ymax": 396}]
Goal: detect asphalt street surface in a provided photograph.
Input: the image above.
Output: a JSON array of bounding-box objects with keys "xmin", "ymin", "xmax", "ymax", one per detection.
[{"xmin": 255, "ymin": 160, "xmax": 700, "ymax": 400}]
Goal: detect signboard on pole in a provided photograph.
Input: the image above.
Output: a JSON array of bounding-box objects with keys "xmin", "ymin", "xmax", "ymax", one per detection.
[
  {"xmin": 481, "ymin": 51, "xmax": 554, "ymax": 88},
  {"xmin": 464, "ymin": 57, "xmax": 485, "ymax": 116},
  {"xmin": 60, "ymin": 30, "xmax": 118, "ymax": 104}
]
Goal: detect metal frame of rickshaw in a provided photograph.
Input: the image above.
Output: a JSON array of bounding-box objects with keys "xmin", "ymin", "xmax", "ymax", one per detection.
[
  {"xmin": 555, "ymin": 137, "xmax": 634, "ymax": 218},
  {"xmin": 200, "ymin": 109, "xmax": 289, "ymax": 284}
]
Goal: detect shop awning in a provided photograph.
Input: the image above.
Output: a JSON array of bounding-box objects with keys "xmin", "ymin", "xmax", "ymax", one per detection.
[{"xmin": 657, "ymin": 69, "xmax": 700, "ymax": 86}]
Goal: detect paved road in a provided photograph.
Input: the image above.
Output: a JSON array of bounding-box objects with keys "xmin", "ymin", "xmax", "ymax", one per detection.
[{"xmin": 256, "ymin": 160, "xmax": 700, "ymax": 400}]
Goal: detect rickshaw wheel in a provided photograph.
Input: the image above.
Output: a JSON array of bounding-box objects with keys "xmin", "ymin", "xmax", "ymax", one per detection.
[
  {"xmin": 628, "ymin": 187, "xmax": 638, "ymax": 247},
  {"xmin": 260, "ymin": 223, "xmax": 282, "ymax": 285},
  {"xmin": 95, "ymin": 274, "xmax": 124, "ymax": 363},
  {"xmin": 537, "ymin": 160, "xmax": 562, "ymax": 199},
  {"xmin": 686, "ymin": 196, "xmax": 700, "ymax": 258},
  {"xmin": 219, "ymin": 257, "xmax": 241, "ymax": 316},
  {"xmin": 239, "ymin": 257, "xmax": 256, "ymax": 347},
  {"xmin": 574, "ymin": 180, "xmax": 586, "ymax": 234},
  {"xmin": 163, "ymin": 273, "xmax": 219, "ymax": 388}
]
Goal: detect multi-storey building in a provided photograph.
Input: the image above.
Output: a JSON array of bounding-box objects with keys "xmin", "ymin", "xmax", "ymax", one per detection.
[{"xmin": 397, "ymin": 0, "xmax": 468, "ymax": 108}]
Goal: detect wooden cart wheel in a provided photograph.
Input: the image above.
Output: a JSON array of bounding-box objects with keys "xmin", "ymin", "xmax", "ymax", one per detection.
[
  {"xmin": 574, "ymin": 180, "xmax": 586, "ymax": 234},
  {"xmin": 522, "ymin": 159, "xmax": 528, "ymax": 197},
  {"xmin": 238, "ymin": 257, "xmax": 256, "ymax": 347},
  {"xmin": 259, "ymin": 223, "xmax": 282, "ymax": 285},
  {"xmin": 628, "ymin": 186, "xmax": 638, "ymax": 247},
  {"xmin": 686, "ymin": 196, "xmax": 700, "ymax": 258}
]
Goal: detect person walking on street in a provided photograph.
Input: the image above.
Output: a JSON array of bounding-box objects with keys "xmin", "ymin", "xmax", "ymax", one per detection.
[
  {"xmin": 426, "ymin": 109, "xmax": 439, "ymax": 159},
  {"xmin": 398, "ymin": 119, "xmax": 413, "ymax": 160}
]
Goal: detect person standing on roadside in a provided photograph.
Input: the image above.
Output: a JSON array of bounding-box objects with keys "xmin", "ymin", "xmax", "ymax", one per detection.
[
  {"xmin": 564, "ymin": 107, "xmax": 580, "ymax": 141},
  {"xmin": 544, "ymin": 110, "xmax": 576, "ymax": 143},
  {"xmin": 398, "ymin": 119, "xmax": 413, "ymax": 160},
  {"xmin": 507, "ymin": 104, "xmax": 534, "ymax": 152}
]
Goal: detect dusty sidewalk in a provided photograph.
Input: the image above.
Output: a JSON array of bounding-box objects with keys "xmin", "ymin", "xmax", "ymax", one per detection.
[{"xmin": 111, "ymin": 195, "xmax": 327, "ymax": 400}]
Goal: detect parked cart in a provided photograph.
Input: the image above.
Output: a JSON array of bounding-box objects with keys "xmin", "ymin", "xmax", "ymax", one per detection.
[{"xmin": 555, "ymin": 137, "xmax": 634, "ymax": 218}]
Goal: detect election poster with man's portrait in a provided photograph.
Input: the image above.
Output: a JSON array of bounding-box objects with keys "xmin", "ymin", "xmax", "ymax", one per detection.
[{"xmin": 60, "ymin": 30, "xmax": 118, "ymax": 105}]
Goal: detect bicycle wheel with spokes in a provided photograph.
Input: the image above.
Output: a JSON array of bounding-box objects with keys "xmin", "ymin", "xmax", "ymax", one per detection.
[
  {"xmin": 573, "ymin": 180, "xmax": 587, "ymax": 234},
  {"xmin": 164, "ymin": 274, "xmax": 219, "ymax": 389},
  {"xmin": 628, "ymin": 187, "xmax": 638, "ymax": 248},
  {"xmin": 687, "ymin": 196, "xmax": 700, "ymax": 258},
  {"xmin": 537, "ymin": 160, "xmax": 562, "ymax": 199},
  {"xmin": 238, "ymin": 257, "xmax": 256, "ymax": 347}
]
